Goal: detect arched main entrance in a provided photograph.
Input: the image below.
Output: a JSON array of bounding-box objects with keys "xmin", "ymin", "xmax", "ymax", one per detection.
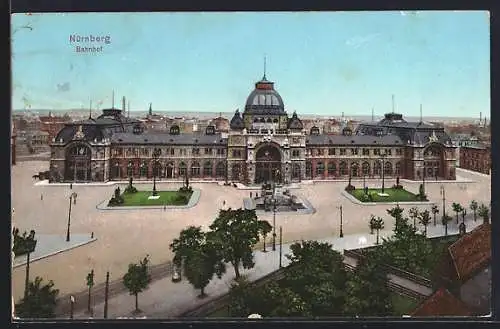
[
  {"xmin": 65, "ymin": 143, "xmax": 92, "ymax": 182},
  {"xmin": 423, "ymin": 143, "xmax": 445, "ymax": 178},
  {"xmin": 255, "ymin": 144, "xmax": 282, "ymax": 184}
]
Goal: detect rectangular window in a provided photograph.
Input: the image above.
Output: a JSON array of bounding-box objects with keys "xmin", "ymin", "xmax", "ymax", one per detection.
[
  {"xmin": 340, "ymin": 149, "xmax": 346, "ymax": 156},
  {"xmin": 292, "ymin": 150, "xmax": 300, "ymax": 157},
  {"xmin": 351, "ymin": 148, "xmax": 358, "ymax": 155},
  {"xmin": 362, "ymin": 148, "xmax": 370, "ymax": 156},
  {"xmin": 317, "ymin": 149, "xmax": 324, "ymax": 156},
  {"xmin": 205, "ymin": 148, "xmax": 212, "ymax": 155},
  {"xmin": 386, "ymin": 149, "xmax": 392, "ymax": 156},
  {"xmin": 170, "ymin": 149, "xmax": 175, "ymax": 156},
  {"xmin": 192, "ymin": 148, "xmax": 200, "ymax": 155},
  {"xmin": 396, "ymin": 148, "xmax": 402, "ymax": 156},
  {"xmin": 374, "ymin": 149, "xmax": 380, "ymax": 155},
  {"xmin": 328, "ymin": 148, "xmax": 336, "ymax": 155}
]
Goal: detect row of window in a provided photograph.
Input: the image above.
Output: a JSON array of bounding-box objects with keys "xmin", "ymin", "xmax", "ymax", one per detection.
[
  {"xmin": 309, "ymin": 148, "xmax": 403, "ymax": 157},
  {"xmin": 305, "ymin": 161, "xmax": 402, "ymax": 177},
  {"xmin": 112, "ymin": 160, "xmax": 227, "ymax": 178},
  {"xmin": 112, "ymin": 147, "xmax": 226, "ymax": 157}
]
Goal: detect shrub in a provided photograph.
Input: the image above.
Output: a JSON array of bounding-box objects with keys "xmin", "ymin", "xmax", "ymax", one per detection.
[
  {"xmin": 368, "ymin": 193, "xmax": 374, "ymax": 202},
  {"xmin": 124, "ymin": 186, "xmax": 138, "ymax": 194},
  {"xmin": 392, "ymin": 184, "xmax": 403, "ymax": 190},
  {"xmin": 362, "ymin": 194, "xmax": 370, "ymax": 202},
  {"xmin": 179, "ymin": 186, "xmax": 193, "ymax": 194},
  {"xmin": 108, "ymin": 195, "xmax": 124, "ymax": 206},
  {"xmin": 345, "ymin": 184, "xmax": 355, "ymax": 192},
  {"xmin": 174, "ymin": 194, "xmax": 189, "ymax": 204}
]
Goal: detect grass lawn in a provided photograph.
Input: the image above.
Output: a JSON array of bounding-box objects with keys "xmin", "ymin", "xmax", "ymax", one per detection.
[
  {"xmin": 112, "ymin": 190, "xmax": 193, "ymax": 207},
  {"xmin": 349, "ymin": 188, "xmax": 421, "ymax": 202},
  {"xmin": 207, "ymin": 306, "xmax": 230, "ymax": 318},
  {"xmin": 391, "ymin": 292, "xmax": 419, "ymax": 316}
]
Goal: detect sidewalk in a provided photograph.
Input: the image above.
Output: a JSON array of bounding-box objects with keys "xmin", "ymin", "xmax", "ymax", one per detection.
[{"xmin": 68, "ymin": 216, "xmax": 483, "ymax": 319}]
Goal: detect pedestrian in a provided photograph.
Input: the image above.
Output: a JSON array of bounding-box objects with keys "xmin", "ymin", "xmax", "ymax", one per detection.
[
  {"xmin": 250, "ymin": 192, "xmax": 253, "ymax": 198},
  {"xmin": 223, "ymin": 200, "xmax": 226, "ymax": 206},
  {"xmin": 70, "ymin": 183, "xmax": 73, "ymax": 189},
  {"xmin": 164, "ymin": 205, "xmax": 166, "ymax": 211},
  {"xmin": 40, "ymin": 193, "xmax": 43, "ymax": 201}
]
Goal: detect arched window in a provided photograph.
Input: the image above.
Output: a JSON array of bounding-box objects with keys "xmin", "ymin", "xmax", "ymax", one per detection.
[
  {"xmin": 292, "ymin": 163, "xmax": 301, "ymax": 179},
  {"xmin": 127, "ymin": 161, "xmax": 134, "ymax": 177},
  {"xmin": 384, "ymin": 162, "xmax": 393, "ymax": 176},
  {"xmin": 306, "ymin": 161, "xmax": 312, "ymax": 179},
  {"xmin": 339, "ymin": 161, "xmax": 348, "ymax": 176},
  {"xmin": 362, "ymin": 162, "xmax": 370, "ymax": 176},
  {"xmin": 216, "ymin": 162, "xmax": 226, "ymax": 177},
  {"xmin": 112, "ymin": 161, "xmax": 121, "ymax": 178},
  {"xmin": 179, "ymin": 162, "xmax": 187, "ymax": 176},
  {"xmin": 351, "ymin": 162, "xmax": 359, "ymax": 177},
  {"xmin": 231, "ymin": 163, "xmax": 241, "ymax": 181},
  {"xmin": 266, "ymin": 118, "xmax": 272, "ymax": 123},
  {"xmin": 374, "ymin": 161, "xmax": 382, "ymax": 176},
  {"xmin": 327, "ymin": 162, "xmax": 336, "ymax": 176},
  {"xmin": 191, "ymin": 161, "xmax": 201, "ymax": 177},
  {"xmin": 316, "ymin": 162, "xmax": 325, "ymax": 176},
  {"xmin": 152, "ymin": 161, "xmax": 162, "ymax": 177},
  {"xmin": 140, "ymin": 161, "xmax": 148, "ymax": 177},
  {"xmin": 395, "ymin": 162, "xmax": 401, "ymax": 176},
  {"xmin": 203, "ymin": 161, "xmax": 212, "ymax": 177}
]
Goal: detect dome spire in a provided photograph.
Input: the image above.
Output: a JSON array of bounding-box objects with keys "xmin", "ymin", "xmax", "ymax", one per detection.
[{"xmin": 263, "ymin": 54, "xmax": 267, "ymax": 80}]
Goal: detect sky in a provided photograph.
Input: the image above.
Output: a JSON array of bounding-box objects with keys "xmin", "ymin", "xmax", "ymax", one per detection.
[{"xmin": 11, "ymin": 11, "xmax": 490, "ymax": 117}]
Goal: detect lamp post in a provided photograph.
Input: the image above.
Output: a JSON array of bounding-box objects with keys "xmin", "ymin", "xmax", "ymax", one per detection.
[
  {"xmin": 440, "ymin": 185, "xmax": 446, "ymax": 219},
  {"xmin": 422, "ymin": 162, "xmax": 425, "ymax": 190},
  {"xmin": 152, "ymin": 148, "xmax": 161, "ymax": 196},
  {"xmin": 24, "ymin": 230, "xmax": 37, "ymax": 300},
  {"xmin": 337, "ymin": 205, "xmax": 344, "ymax": 238},
  {"xmin": 380, "ymin": 152, "xmax": 387, "ymax": 193},
  {"xmin": 67, "ymin": 192, "xmax": 77, "ymax": 242},
  {"xmin": 272, "ymin": 198, "xmax": 277, "ymax": 251},
  {"xmin": 279, "ymin": 226, "xmax": 283, "ymax": 268},
  {"xmin": 70, "ymin": 295, "xmax": 75, "ymax": 319}
]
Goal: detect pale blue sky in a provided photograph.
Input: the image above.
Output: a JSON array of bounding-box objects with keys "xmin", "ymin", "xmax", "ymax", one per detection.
[{"xmin": 12, "ymin": 11, "xmax": 490, "ymax": 117}]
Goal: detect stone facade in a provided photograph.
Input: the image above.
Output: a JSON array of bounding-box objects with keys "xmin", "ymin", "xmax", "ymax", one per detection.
[
  {"xmin": 459, "ymin": 144, "xmax": 491, "ymax": 175},
  {"xmin": 48, "ymin": 75, "xmax": 457, "ymax": 183}
]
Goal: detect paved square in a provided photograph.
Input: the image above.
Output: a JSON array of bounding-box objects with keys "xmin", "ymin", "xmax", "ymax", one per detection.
[{"xmin": 11, "ymin": 161, "xmax": 490, "ymax": 302}]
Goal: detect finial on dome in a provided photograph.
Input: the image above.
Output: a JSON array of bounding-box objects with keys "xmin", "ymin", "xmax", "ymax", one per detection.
[{"xmin": 263, "ymin": 55, "xmax": 267, "ymax": 80}]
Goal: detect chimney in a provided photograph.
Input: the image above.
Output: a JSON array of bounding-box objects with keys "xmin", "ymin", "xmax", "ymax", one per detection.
[{"xmin": 122, "ymin": 96, "xmax": 126, "ymax": 111}]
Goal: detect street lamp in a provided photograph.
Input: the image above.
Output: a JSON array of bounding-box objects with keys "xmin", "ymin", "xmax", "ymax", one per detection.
[
  {"xmin": 272, "ymin": 197, "xmax": 277, "ymax": 251},
  {"xmin": 379, "ymin": 152, "xmax": 387, "ymax": 193},
  {"xmin": 67, "ymin": 192, "xmax": 77, "ymax": 242},
  {"xmin": 70, "ymin": 295, "xmax": 75, "ymax": 319},
  {"xmin": 337, "ymin": 205, "xmax": 344, "ymax": 238},
  {"xmin": 152, "ymin": 148, "xmax": 161, "ymax": 196},
  {"xmin": 440, "ymin": 185, "xmax": 446, "ymax": 219}
]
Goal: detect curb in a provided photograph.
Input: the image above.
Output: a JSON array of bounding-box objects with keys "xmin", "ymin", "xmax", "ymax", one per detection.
[
  {"xmin": 341, "ymin": 190, "xmax": 433, "ymax": 206},
  {"xmin": 95, "ymin": 189, "xmax": 201, "ymax": 211},
  {"xmin": 13, "ymin": 238, "xmax": 97, "ymax": 268}
]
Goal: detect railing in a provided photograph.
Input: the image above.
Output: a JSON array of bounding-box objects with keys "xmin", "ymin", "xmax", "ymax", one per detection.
[{"xmin": 343, "ymin": 249, "xmax": 433, "ymax": 288}]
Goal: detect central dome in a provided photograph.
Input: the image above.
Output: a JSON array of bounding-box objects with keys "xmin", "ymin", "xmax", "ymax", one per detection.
[{"xmin": 244, "ymin": 76, "xmax": 285, "ymax": 115}]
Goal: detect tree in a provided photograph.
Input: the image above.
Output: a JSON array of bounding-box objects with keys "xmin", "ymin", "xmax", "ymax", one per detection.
[
  {"xmin": 431, "ymin": 205, "xmax": 439, "ymax": 226},
  {"xmin": 452, "ymin": 202, "xmax": 464, "ymax": 224},
  {"xmin": 284, "ymin": 241, "xmax": 347, "ymax": 316},
  {"xmin": 418, "ymin": 209, "xmax": 432, "ymax": 237},
  {"xmin": 12, "ymin": 228, "xmax": 37, "ymax": 257},
  {"xmin": 15, "ymin": 277, "xmax": 59, "ymax": 318},
  {"xmin": 478, "ymin": 203, "xmax": 490, "ymax": 224},
  {"xmin": 86, "ymin": 269, "xmax": 95, "ymax": 315},
  {"xmin": 442, "ymin": 214, "xmax": 452, "ymax": 236},
  {"xmin": 344, "ymin": 257, "xmax": 392, "ymax": 316},
  {"xmin": 387, "ymin": 205, "xmax": 404, "ymax": 231},
  {"xmin": 470, "ymin": 200, "xmax": 478, "ymax": 222},
  {"xmin": 409, "ymin": 207, "xmax": 419, "ymax": 228},
  {"xmin": 122, "ymin": 255, "xmax": 152, "ymax": 313},
  {"xmin": 169, "ymin": 226, "xmax": 205, "ymax": 267},
  {"xmin": 258, "ymin": 220, "xmax": 273, "ymax": 252},
  {"xmin": 183, "ymin": 242, "xmax": 226, "ymax": 298},
  {"xmin": 208, "ymin": 208, "xmax": 266, "ymax": 279},
  {"xmin": 371, "ymin": 217, "xmax": 384, "ymax": 245},
  {"xmin": 369, "ymin": 215, "xmax": 376, "ymax": 234}
]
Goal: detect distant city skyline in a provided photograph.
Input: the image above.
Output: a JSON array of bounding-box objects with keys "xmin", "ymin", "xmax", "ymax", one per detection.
[{"xmin": 12, "ymin": 11, "xmax": 490, "ymax": 118}]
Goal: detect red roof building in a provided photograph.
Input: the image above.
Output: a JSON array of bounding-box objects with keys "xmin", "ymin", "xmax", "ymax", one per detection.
[{"xmin": 411, "ymin": 288, "xmax": 472, "ymax": 316}]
